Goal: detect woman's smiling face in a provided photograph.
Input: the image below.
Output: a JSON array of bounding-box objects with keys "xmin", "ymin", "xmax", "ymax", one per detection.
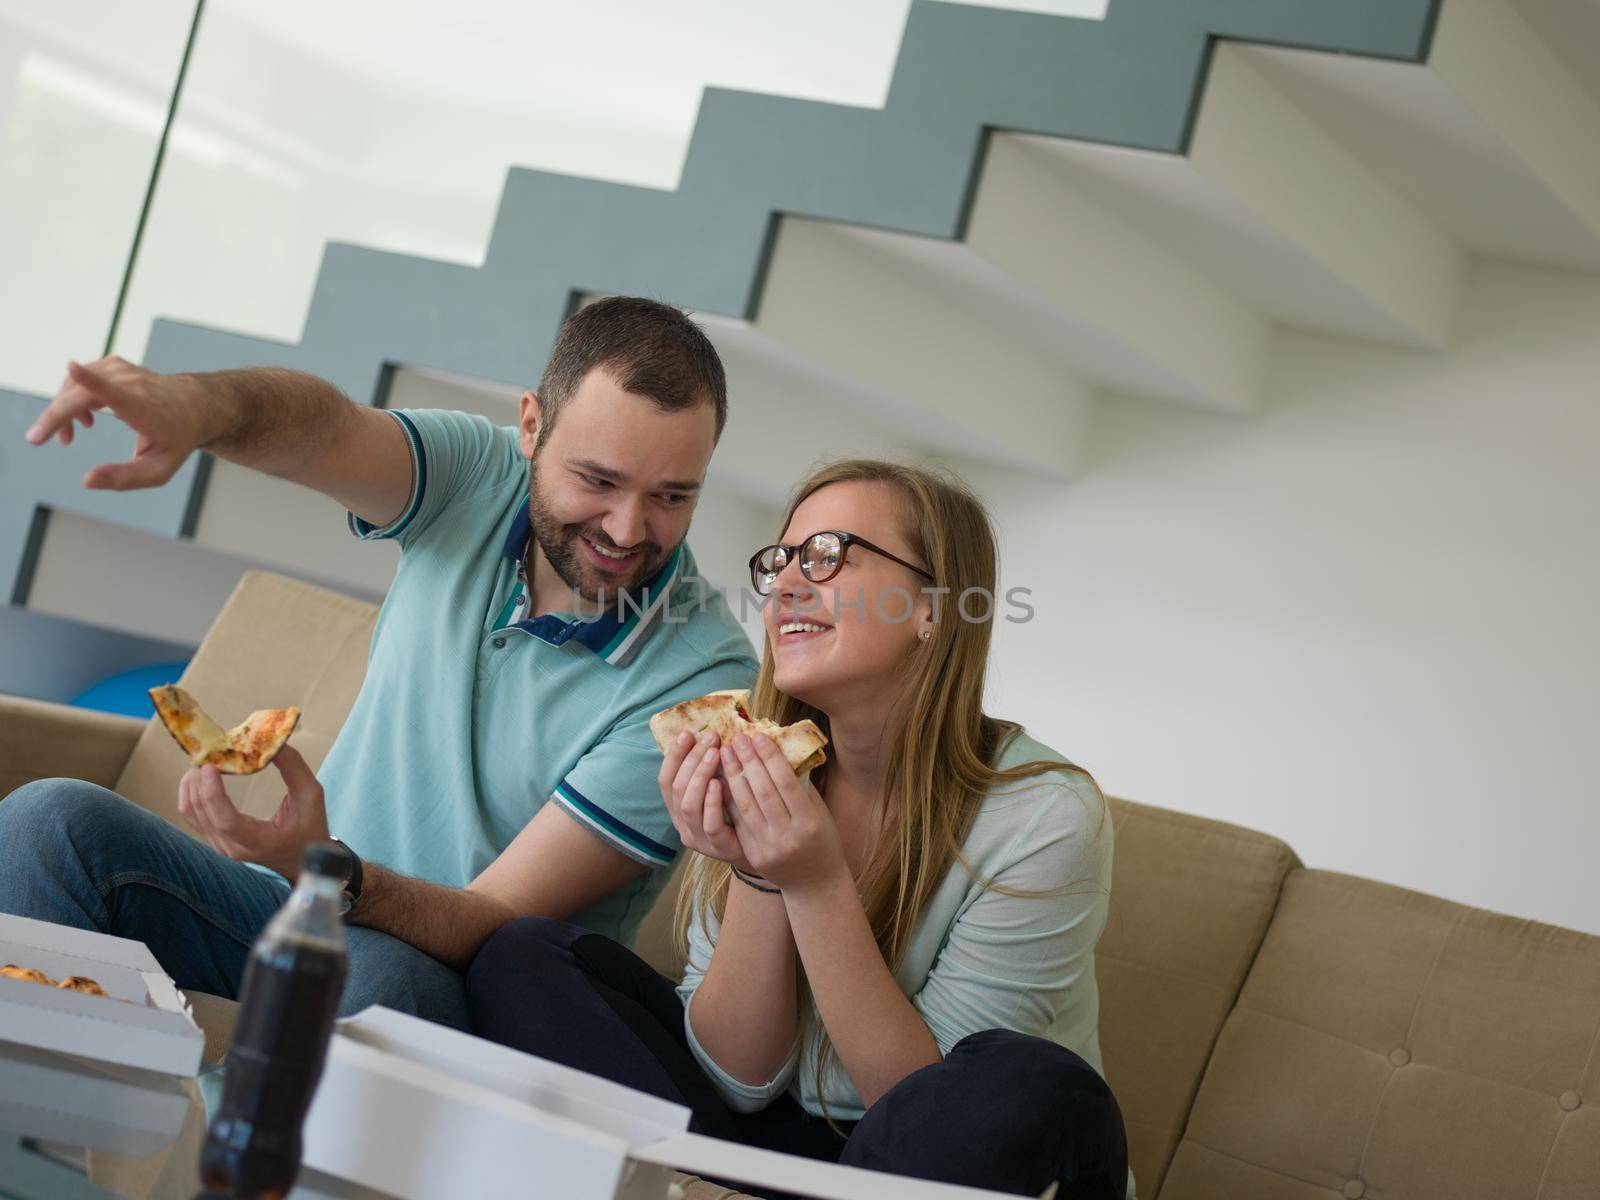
[{"xmin": 765, "ymin": 480, "xmax": 933, "ymax": 713}]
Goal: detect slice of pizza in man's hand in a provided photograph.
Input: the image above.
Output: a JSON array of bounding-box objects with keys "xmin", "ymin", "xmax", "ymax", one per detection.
[
  {"xmin": 649, "ymin": 689, "xmax": 827, "ymax": 775},
  {"xmin": 148, "ymin": 685, "xmax": 300, "ymax": 776}
]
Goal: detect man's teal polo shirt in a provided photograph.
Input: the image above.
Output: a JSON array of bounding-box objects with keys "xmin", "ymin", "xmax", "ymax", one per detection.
[{"xmin": 315, "ymin": 407, "xmax": 758, "ymax": 946}]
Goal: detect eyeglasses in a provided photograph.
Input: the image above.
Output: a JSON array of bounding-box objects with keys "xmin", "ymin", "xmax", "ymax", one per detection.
[{"xmin": 748, "ymin": 531, "xmax": 934, "ymax": 596}]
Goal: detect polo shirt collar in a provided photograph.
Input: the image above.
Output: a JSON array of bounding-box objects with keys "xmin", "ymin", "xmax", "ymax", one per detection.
[{"xmin": 502, "ymin": 503, "xmax": 683, "ymax": 666}]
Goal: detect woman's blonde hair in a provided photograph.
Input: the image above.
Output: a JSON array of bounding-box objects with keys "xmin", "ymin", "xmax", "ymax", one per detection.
[{"xmin": 674, "ymin": 458, "xmax": 1100, "ymax": 1120}]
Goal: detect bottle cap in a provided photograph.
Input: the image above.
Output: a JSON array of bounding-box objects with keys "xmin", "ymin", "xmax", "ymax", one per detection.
[{"xmin": 302, "ymin": 840, "xmax": 348, "ymax": 879}]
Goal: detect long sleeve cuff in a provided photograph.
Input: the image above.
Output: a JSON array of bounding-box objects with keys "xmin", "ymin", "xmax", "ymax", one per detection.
[{"xmin": 682, "ymin": 1003, "xmax": 798, "ymax": 1114}]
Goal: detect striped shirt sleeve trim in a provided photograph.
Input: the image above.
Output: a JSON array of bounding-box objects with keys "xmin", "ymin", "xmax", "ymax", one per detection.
[
  {"xmin": 553, "ymin": 779, "xmax": 677, "ymax": 867},
  {"xmin": 348, "ymin": 410, "xmax": 427, "ymax": 541}
]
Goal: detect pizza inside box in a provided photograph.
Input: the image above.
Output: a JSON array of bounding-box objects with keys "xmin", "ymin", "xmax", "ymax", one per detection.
[
  {"xmin": 0, "ymin": 912, "xmax": 205, "ymax": 1077},
  {"xmin": 306, "ymin": 1008, "xmax": 1050, "ymax": 1200}
]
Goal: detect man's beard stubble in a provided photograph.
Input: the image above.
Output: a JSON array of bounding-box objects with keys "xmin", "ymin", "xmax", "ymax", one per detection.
[{"xmin": 527, "ymin": 463, "xmax": 664, "ymax": 611}]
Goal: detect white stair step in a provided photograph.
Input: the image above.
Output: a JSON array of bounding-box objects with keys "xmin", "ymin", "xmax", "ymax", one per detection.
[
  {"xmin": 1235, "ymin": 0, "xmax": 1600, "ymax": 275},
  {"xmin": 695, "ymin": 315, "xmax": 945, "ymax": 507},
  {"xmin": 755, "ymin": 216, "xmax": 1094, "ymax": 480},
  {"xmin": 967, "ymin": 132, "xmax": 1273, "ymax": 414},
  {"xmin": 1189, "ymin": 41, "xmax": 1465, "ymax": 349}
]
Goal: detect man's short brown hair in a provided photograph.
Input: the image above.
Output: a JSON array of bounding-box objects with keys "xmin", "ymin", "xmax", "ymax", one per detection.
[{"xmin": 535, "ymin": 296, "xmax": 727, "ymax": 448}]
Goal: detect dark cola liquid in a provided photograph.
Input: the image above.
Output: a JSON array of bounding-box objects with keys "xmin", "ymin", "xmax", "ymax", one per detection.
[{"xmin": 199, "ymin": 933, "xmax": 346, "ymax": 1200}]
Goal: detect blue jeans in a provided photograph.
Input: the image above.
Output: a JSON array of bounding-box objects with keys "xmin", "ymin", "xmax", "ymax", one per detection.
[{"xmin": 0, "ymin": 779, "xmax": 471, "ymax": 1030}]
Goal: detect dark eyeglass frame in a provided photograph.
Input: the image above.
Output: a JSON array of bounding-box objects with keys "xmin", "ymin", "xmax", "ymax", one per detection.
[{"xmin": 748, "ymin": 530, "xmax": 935, "ymax": 595}]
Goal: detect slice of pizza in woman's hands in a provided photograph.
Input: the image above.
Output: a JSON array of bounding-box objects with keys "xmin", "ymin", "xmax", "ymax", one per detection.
[
  {"xmin": 148, "ymin": 685, "xmax": 301, "ymax": 775},
  {"xmin": 650, "ymin": 689, "xmax": 828, "ymax": 775}
]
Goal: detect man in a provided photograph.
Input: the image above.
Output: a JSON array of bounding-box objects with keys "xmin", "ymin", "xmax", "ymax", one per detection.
[{"xmin": 0, "ymin": 297, "xmax": 758, "ymax": 1030}]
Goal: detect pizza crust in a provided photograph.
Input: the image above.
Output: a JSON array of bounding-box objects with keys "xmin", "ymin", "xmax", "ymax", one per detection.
[
  {"xmin": 1, "ymin": 964, "xmax": 55, "ymax": 986},
  {"xmin": 148, "ymin": 685, "xmax": 300, "ymax": 776},
  {"xmin": 650, "ymin": 689, "xmax": 827, "ymax": 775},
  {"xmin": 57, "ymin": 976, "xmax": 109, "ymax": 996}
]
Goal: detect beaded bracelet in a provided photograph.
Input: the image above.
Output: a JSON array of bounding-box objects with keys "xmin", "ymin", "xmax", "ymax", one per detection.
[{"xmin": 732, "ymin": 866, "xmax": 781, "ymax": 894}]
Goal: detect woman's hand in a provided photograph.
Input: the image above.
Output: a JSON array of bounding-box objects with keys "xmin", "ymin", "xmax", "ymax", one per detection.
[
  {"xmin": 659, "ymin": 729, "xmax": 754, "ymax": 873},
  {"xmin": 721, "ymin": 734, "xmax": 847, "ymax": 891}
]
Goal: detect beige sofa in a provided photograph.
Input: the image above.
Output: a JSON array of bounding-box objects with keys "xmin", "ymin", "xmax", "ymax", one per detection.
[{"xmin": 4, "ymin": 570, "xmax": 1597, "ymax": 1200}]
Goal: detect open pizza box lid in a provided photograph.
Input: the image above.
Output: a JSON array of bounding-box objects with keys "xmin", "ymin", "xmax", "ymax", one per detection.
[
  {"xmin": 304, "ymin": 1008, "xmax": 1052, "ymax": 1200},
  {"xmin": 303, "ymin": 1008, "xmax": 686, "ymax": 1200},
  {"xmin": 0, "ymin": 913, "xmax": 204, "ymax": 1077}
]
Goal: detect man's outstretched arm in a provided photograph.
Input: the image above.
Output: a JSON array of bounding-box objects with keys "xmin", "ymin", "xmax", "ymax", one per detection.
[
  {"xmin": 178, "ymin": 748, "xmax": 645, "ymax": 970},
  {"xmin": 25, "ymin": 356, "xmax": 412, "ymax": 530}
]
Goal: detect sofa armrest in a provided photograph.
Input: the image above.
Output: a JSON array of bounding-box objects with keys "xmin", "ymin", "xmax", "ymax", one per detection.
[{"xmin": 0, "ymin": 694, "xmax": 145, "ymax": 798}]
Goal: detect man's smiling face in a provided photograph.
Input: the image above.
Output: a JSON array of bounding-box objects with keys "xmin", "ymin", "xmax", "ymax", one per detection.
[{"xmin": 522, "ymin": 365, "xmax": 718, "ymax": 605}]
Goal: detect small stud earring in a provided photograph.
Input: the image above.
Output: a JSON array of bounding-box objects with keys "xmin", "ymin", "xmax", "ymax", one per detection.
[{"xmin": 919, "ymin": 628, "xmax": 932, "ymax": 642}]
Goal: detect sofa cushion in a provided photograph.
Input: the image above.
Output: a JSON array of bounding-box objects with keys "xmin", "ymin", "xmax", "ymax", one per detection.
[
  {"xmin": 1096, "ymin": 798, "xmax": 1300, "ymax": 1198},
  {"xmin": 1163, "ymin": 869, "xmax": 1600, "ymax": 1200},
  {"xmin": 115, "ymin": 571, "xmax": 379, "ymax": 827}
]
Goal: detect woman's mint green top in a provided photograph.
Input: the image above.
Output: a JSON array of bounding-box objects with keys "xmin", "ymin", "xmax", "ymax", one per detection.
[{"xmin": 675, "ymin": 729, "xmax": 1114, "ymax": 1120}]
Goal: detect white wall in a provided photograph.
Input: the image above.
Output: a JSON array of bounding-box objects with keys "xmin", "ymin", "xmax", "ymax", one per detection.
[
  {"xmin": 978, "ymin": 259, "xmax": 1600, "ymax": 936},
  {"xmin": 0, "ymin": 0, "xmax": 194, "ymax": 394}
]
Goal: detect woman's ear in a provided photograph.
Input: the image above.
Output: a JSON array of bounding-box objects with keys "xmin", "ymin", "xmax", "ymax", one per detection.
[{"xmin": 912, "ymin": 592, "xmax": 937, "ymax": 644}]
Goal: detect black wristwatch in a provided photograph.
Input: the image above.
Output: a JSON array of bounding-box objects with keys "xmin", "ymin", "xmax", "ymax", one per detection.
[{"xmin": 327, "ymin": 836, "xmax": 364, "ymax": 912}]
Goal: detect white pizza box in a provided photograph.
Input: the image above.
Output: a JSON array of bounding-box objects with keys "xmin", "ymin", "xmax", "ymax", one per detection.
[
  {"xmin": 303, "ymin": 1008, "xmax": 1051, "ymax": 1200},
  {"xmin": 0, "ymin": 912, "xmax": 204, "ymax": 1077},
  {"xmin": 0, "ymin": 1038, "xmax": 190, "ymax": 1157},
  {"xmin": 302, "ymin": 1007, "xmax": 690, "ymax": 1200}
]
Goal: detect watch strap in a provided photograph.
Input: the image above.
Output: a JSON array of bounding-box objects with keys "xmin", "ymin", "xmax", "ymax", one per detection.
[{"xmin": 328, "ymin": 835, "xmax": 364, "ymax": 907}]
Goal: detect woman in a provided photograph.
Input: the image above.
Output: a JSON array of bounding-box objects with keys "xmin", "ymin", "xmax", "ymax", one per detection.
[{"xmin": 468, "ymin": 460, "xmax": 1129, "ymax": 1199}]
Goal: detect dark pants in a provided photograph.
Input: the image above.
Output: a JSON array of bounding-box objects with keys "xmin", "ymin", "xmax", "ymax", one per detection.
[{"xmin": 468, "ymin": 916, "xmax": 1128, "ymax": 1199}]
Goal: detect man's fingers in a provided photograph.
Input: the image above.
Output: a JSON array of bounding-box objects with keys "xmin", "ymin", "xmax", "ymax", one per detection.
[
  {"xmin": 26, "ymin": 376, "xmax": 97, "ymax": 446},
  {"xmin": 82, "ymin": 449, "xmax": 183, "ymax": 491},
  {"xmin": 27, "ymin": 359, "xmax": 162, "ymax": 454},
  {"xmin": 28, "ymin": 392, "xmax": 97, "ymax": 446},
  {"xmin": 176, "ymin": 771, "xmax": 200, "ymax": 833},
  {"xmin": 271, "ymin": 744, "xmax": 316, "ymax": 792},
  {"xmin": 180, "ymin": 771, "xmax": 226, "ymax": 850},
  {"xmin": 192, "ymin": 765, "xmax": 247, "ymax": 837},
  {"xmin": 26, "ymin": 361, "xmax": 138, "ymax": 445},
  {"xmin": 66, "ymin": 359, "xmax": 139, "ymax": 415}
]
